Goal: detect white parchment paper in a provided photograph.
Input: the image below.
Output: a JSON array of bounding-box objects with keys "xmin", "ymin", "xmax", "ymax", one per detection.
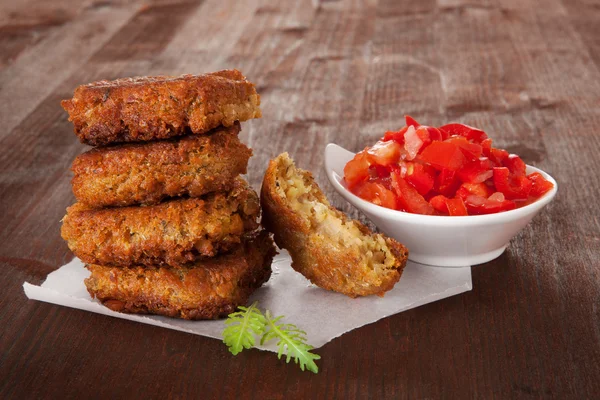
[{"xmin": 23, "ymin": 250, "xmax": 471, "ymax": 352}]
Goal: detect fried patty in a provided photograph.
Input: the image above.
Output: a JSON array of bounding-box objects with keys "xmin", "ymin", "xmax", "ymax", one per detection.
[
  {"xmin": 261, "ymin": 153, "xmax": 409, "ymax": 298},
  {"xmin": 61, "ymin": 69, "xmax": 261, "ymax": 146},
  {"xmin": 61, "ymin": 178, "xmax": 260, "ymax": 267},
  {"xmin": 71, "ymin": 123, "xmax": 252, "ymax": 208},
  {"xmin": 85, "ymin": 230, "xmax": 276, "ymax": 320}
]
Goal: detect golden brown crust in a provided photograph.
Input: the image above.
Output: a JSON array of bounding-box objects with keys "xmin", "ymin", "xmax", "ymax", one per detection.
[
  {"xmin": 260, "ymin": 153, "xmax": 409, "ymax": 298},
  {"xmin": 61, "ymin": 69, "xmax": 261, "ymax": 146},
  {"xmin": 71, "ymin": 123, "xmax": 252, "ymax": 207},
  {"xmin": 61, "ymin": 178, "xmax": 260, "ymax": 267},
  {"xmin": 85, "ymin": 231, "xmax": 276, "ymax": 320}
]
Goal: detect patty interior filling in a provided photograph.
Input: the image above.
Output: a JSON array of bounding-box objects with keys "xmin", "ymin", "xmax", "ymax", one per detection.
[{"xmin": 274, "ymin": 154, "xmax": 396, "ymax": 274}]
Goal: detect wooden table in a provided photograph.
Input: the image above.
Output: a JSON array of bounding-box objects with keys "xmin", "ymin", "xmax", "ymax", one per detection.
[{"xmin": 2, "ymin": 0, "xmax": 599, "ymax": 398}]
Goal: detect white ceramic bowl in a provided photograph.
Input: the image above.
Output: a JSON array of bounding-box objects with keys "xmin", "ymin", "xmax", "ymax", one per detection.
[{"xmin": 324, "ymin": 143, "xmax": 558, "ymax": 267}]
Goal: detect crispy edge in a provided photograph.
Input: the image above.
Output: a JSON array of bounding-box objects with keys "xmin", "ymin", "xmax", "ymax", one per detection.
[
  {"xmin": 71, "ymin": 123, "xmax": 252, "ymax": 207},
  {"xmin": 61, "ymin": 69, "xmax": 261, "ymax": 146},
  {"xmin": 85, "ymin": 231, "xmax": 276, "ymax": 320},
  {"xmin": 61, "ymin": 178, "xmax": 261, "ymax": 267},
  {"xmin": 260, "ymin": 153, "xmax": 408, "ymax": 298}
]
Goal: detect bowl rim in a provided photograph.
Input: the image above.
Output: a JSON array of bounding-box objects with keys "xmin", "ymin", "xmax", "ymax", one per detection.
[{"xmin": 325, "ymin": 143, "xmax": 558, "ymax": 226}]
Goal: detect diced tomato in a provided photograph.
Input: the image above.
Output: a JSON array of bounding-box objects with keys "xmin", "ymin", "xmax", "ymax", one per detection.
[
  {"xmin": 457, "ymin": 158, "xmax": 494, "ymax": 183},
  {"xmin": 429, "ymin": 195, "xmax": 449, "ymax": 213},
  {"xmin": 424, "ymin": 126, "xmax": 443, "ymax": 142},
  {"xmin": 445, "ymin": 197, "xmax": 468, "ymax": 216},
  {"xmin": 415, "ymin": 126, "xmax": 433, "ymax": 149},
  {"xmin": 405, "ymin": 163, "xmax": 435, "ymax": 196},
  {"xmin": 366, "ymin": 140, "xmax": 402, "ymax": 166},
  {"xmin": 463, "ymin": 195, "xmax": 516, "ymax": 215},
  {"xmin": 419, "ymin": 141, "xmax": 467, "ymax": 171},
  {"xmin": 383, "ymin": 126, "xmax": 408, "ymax": 144},
  {"xmin": 390, "ymin": 163, "xmax": 406, "ymax": 179},
  {"xmin": 438, "ymin": 127, "xmax": 449, "ymax": 141},
  {"xmin": 528, "ymin": 172, "xmax": 554, "ymax": 197},
  {"xmin": 344, "ymin": 152, "xmax": 370, "ymax": 189},
  {"xmin": 493, "ymin": 167, "xmax": 532, "ymax": 200},
  {"xmin": 430, "ymin": 195, "xmax": 468, "ymax": 216},
  {"xmin": 445, "ymin": 136, "xmax": 483, "ymax": 161},
  {"xmin": 456, "ymin": 182, "xmax": 493, "ymax": 200},
  {"xmin": 503, "ymin": 154, "xmax": 527, "ymax": 176},
  {"xmin": 439, "ymin": 123, "xmax": 488, "ymax": 143},
  {"xmin": 481, "ymin": 138, "xmax": 493, "ymax": 151},
  {"xmin": 435, "ymin": 168, "xmax": 461, "ymax": 197},
  {"xmin": 368, "ymin": 164, "xmax": 391, "ymax": 181},
  {"xmin": 344, "ymin": 117, "xmax": 550, "ymax": 216},
  {"xmin": 374, "ymin": 170, "xmax": 394, "ymax": 190},
  {"xmin": 391, "ymin": 173, "xmax": 435, "ymax": 215},
  {"xmin": 353, "ymin": 181, "xmax": 398, "ymax": 210},
  {"xmin": 405, "ymin": 115, "xmax": 420, "ymax": 128},
  {"xmin": 485, "ymin": 147, "xmax": 509, "ymax": 166}
]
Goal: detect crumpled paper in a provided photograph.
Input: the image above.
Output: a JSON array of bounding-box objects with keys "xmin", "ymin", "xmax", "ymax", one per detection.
[{"xmin": 23, "ymin": 250, "xmax": 471, "ymax": 352}]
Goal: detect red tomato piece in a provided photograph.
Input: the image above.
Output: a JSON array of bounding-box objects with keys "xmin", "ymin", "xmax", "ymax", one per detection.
[
  {"xmin": 463, "ymin": 195, "xmax": 516, "ymax": 215},
  {"xmin": 528, "ymin": 172, "xmax": 554, "ymax": 197},
  {"xmin": 485, "ymin": 147, "xmax": 509, "ymax": 166},
  {"xmin": 456, "ymin": 182, "xmax": 493, "ymax": 199},
  {"xmin": 370, "ymin": 164, "xmax": 391, "ymax": 177},
  {"xmin": 366, "ymin": 140, "xmax": 402, "ymax": 166},
  {"xmin": 353, "ymin": 181, "xmax": 398, "ymax": 210},
  {"xmin": 481, "ymin": 138, "xmax": 493, "ymax": 151},
  {"xmin": 445, "ymin": 197, "xmax": 468, "ymax": 216},
  {"xmin": 405, "ymin": 163, "xmax": 435, "ymax": 196},
  {"xmin": 383, "ymin": 126, "xmax": 408, "ymax": 143},
  {"xmin": 429, "ymin": 195, "xmax": 449, "ymax": 213},
  {"xmin": 424, "ymin": 126, "xmax": 443, "ymax": 142},
  {"xmin": 503, "ymin": 154, "xmax": 527, "ymax": 176},
  {"xmin": 344, "ymin": 152, "xmax": 370, "ymax": 189},
  {"xmin": 457, "ymin": 158, "xmax": 494, "ymax": 183},
  {"xmin": 415, "ymin": 126, "xmax": 433, "ymax": 149},
  {"xmin": 419, "ymin": 141, "xmax": 467, "ymax": 171},
  {"xmin": 368, "ymin": 164, "xmax": 392, "ymax": 186},
  {"xmin": 493, "ymin": 167, "xmax": 532, "ymax": 200},
  {"xmin": 439, "ymin": 123, "xmax": 488, "ymax": 143},
  {"xmin": 438, "ymin": 127, "xmax": 449, "ymax": 140},
  {"xmin": 391, "ymin": 173, "xmax": 435, "ymax": 215},
  {"xmin": 445, "ymin": 136, "xmax": 483, "ymax": 161},
  {"xmin": 435, "ymin": 168, "xmax": 461, "ymax": 197},
  {"xmin": 405, "ymin": 115, "xmax": 420, "ymax": 128}
]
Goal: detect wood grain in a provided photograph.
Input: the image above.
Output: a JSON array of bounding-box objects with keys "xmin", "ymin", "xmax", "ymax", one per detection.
[{"xmin": 1, "ymin": 0, "xmax": 599, "ymax": 398}]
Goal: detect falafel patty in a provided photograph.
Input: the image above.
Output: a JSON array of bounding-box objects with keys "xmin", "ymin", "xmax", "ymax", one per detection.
[
  {"xmin": 85, "ymin": 230, "xmax": 276, "ymax": 320},
  {"xmin": 71, "ymin": 123, "xmax": 252, "ymax": 208},
  {"xmin": 61, "ymin": 178, "xmax": 260, "ymax": 268},
  {"xmin": 61, "ymin": 69, "xmax": 261, "ymax": 146},
  {"xmin": 261, "ymin": 153, "xmax": 408, "ymax": 298}
]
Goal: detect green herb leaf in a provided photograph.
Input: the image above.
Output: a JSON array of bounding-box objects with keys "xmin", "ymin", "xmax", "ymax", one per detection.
[
  {"xmin": 222, "ymin": 301, "xmax": 266, "ymax": 355},
  {"xmin": 261, "ymin": 310, "xmax": 321, "ymax": 373},
  {"xmin": 222, "ymin": 303, "xmax": 321, "ymax": 373}
]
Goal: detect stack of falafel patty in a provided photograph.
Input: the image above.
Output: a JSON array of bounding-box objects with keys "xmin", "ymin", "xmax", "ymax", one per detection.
[{"xmin": 60, "ymin": 70, "xmax": 276, "ymax": 320}]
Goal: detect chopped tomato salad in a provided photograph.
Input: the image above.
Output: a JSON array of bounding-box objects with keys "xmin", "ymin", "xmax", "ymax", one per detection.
[{"xmin": 344, "ymin": 116, "xmax": 554, "ymax": 216}]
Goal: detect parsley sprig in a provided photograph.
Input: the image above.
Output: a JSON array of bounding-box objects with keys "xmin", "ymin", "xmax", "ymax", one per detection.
[{"xmin": 222, "ymin": 302, "xmax": 320, "ymax": 373}]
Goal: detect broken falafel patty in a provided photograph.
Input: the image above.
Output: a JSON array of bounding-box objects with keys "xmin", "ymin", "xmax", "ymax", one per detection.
[
  {"xmin": 85, "ymin": 230, "xmax": 276, "ymax": 320},
  {"xmin": 61, "ymin": 69, "xmax": 261, "ymax": 146},
  {"xmin": 61, "ymin": 178, "xmax": 260, "ymax": 268},
  {"xmin": 261, "ymin": 153, "xmax": 409, "ymax": 298},
  {"xmin": 71, "ymin": 122, "xmax": 252, "ymax": 208}
]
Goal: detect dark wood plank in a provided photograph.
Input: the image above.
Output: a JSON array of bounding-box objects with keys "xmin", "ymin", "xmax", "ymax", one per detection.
[{"xmin": 1, "ymin": 0, "xmax": 599, "ymax": 398}]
